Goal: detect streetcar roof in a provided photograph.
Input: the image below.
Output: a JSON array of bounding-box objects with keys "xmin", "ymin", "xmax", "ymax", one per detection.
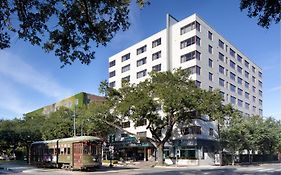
[{"xmin": 32, "ymin": 136, "xmax": 102, "ymax": 145}]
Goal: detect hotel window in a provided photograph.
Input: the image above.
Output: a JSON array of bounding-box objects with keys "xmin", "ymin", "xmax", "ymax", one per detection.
[
  {"xmin": 245, "ymin": 92, "xmax": 249, "ymax": 99},
  {"xmin": 219, "ymin": 65, "xmax": 225, "ymax": 74},
  {"xmin": 219, "ymin": 52, "xmax": 224, "ymax": 61},
  {"xmin": 230, "ymin": 48, "xmax": 235, "ymax": 57},
  {"xmin": 237, "ymin": 54, "xmax": 242, "ymax": 63},
  {"xmin": 187, "ymin": 65, "xmax": 201, "ymax": 75},
  {"xmin": 237, "ymin": 66, "xmax": 242, "ymax": 74},
  {"xmin": 238, "ymin": 77, "xmax": 243, "ymax": 85},
  {"xmin": 252, "ymin": 96, "xmax": 256, "ymax": 102},
  {"xmin": 230, "ymin": 84, "xmax": 236, "ymax": 92},
  {"xmin": 137, "ymin": 45, "xmax": 147, "ymax": 55},
  {"xmin": 122, "ymin": 76, "xmax": 130, "ymax": 83},
  {"xmin": 109, "ymin": 60, "xmax": 116, "ymax": 67},
  {"xmin": 180, "ymin": 50, "xmax": 201, "ymax": 63},
  {"xmin": 152, "ymin": 38, "xmax": 161, "ymax": 48},
  {"xmin": 109, "ymin": 71, "xmax": 115, "ymax": 78},
  {"xmin": 252, "ymin": 66, "xmax": 256, "ymax": 73},
  {"xmin": 230, "ymin": 72, "xmax": 236, "ymax": 81},
  {"xmin": 109, "ymin": 81, "xmax": 115, "ymax": 88},
  {"xmin": 238, "ymin": 99, "xmax": 243, "ymax": 107},
  {"xmin": 252, "ymin": 86, "xmax": 256, "ymax": 93},
  {"xmin": 209, "ymin": 58, "xmax": 213, "ymax": 68},
  {"xmin": 245, "ymin": 71, "xmax": 249, "ymax": 78},
  {"xmin": 245, "ymin": 102, "xmax": 250, "ymax": 109},
  {"xmin": 238, "ymin": 88, "xmax": 243, "ymax": 95},
  {"xmin": 258, "ymin": 71, "xmax": 262, "ymax": 78},
  {"xmin": 152, "ymin": 51, "xmax": 161, "ymax": 60},
  {"xmin": 252, "ymin": 76, "xmax": 256, "ymax": 83},
  {"xmin": 152, "ymin": 64, "xmax": 161, "ymax": 72},
  {"xmin": 180, "ymin": 36, "xmax": 200, "ymax": 49},
  {"xmin": 230, "ymin": 96, "xmax": 236, "ymax": 105},
  {"xmin": 230, "ymin": 60, "xmax": 236, "ymax": 69},
  {"xmin": 209, "ymin": 72, "xmax": 213, "ymax": 81},
  {"xmin": 244, "ymin": 60, "xmax": 249, "ymax": 68},
  {"xmin": 180, "ymin": 21, "xmax": 200, "ymax": 35},
  {"xmin": 122, "ymin": 53, "xmax": 130, "ymax": 62},
  {"xmin": 208, "ymin": 31, "xmax": 213, "ymax": 40},
  {"xmin": 245, "ymin": 81, "xmax": 249, "ymax": 89},
  {"xmin": 218, "ymin": 39, "xmax": 224, "ymax": 49},
  {"xmin": 259, "ymin": 90, "xmax": 262, "ymax": 97},
  {"xmin": 121, "ymin": 64, "xmax": 130, "ymax": 73},
  {"xmin": 137, "ymin": 57, "xmax": 147, "ymax": 67},
  {"xmin": 195, "ymin": 80, "xmax": 201, "ymax": 88},
  {"xmin": 258, "ymin": 80, "xmax": 262, "ymax": 88},
  {"xmin": 259, "ymin": 99, "xmax": 263, "ymax": 106},
  {"xmin": 219, "ymin": 78, "xmax": 225, "ymax": 87},
  {"xmin": 208, "ymin": 45, "xmax": 213, "ymax": 54},
  {"xmin": 137, "ymin": 69, "xmax": 147, "ymax": 79}
]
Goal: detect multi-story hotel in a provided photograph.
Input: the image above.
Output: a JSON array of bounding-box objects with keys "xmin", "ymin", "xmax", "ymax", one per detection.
[{"xmin": 108, "ymin": 14, "xmax": 263, "ymax": 165}]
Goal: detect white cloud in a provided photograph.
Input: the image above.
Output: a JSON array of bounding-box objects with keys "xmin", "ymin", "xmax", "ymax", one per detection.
[{"xmin": 0, "ymin": 51, "xmax": 73, "ymax": 100}]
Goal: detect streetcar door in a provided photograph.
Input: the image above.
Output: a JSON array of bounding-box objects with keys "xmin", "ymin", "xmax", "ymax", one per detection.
[{"xmin": 73, "ymin": 142, "xmax": 83, "ymax": 169}]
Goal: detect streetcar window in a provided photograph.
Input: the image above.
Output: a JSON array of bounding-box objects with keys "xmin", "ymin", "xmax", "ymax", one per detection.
[
  {"xmin": 49, "ymin": 148, "xmax": 54, "ymax": 155},
  {"xmin": 67, "ymin": 148, "xmax": 70, "ymax": 154},
  {"xmin": 64, "ymin": 148, "xmax": 67, "ymax": 155}
]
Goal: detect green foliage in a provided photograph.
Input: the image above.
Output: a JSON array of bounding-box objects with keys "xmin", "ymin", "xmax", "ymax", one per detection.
[
  {"xmin": 240, "ymin": 0, "xmax": 280, "ymax": 28},
  {"xmin": 0, "ymin": 0, "xmax": 149, "ymax": 66}
]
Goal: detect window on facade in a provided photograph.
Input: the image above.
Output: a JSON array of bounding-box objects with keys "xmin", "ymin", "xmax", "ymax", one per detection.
[
  {"xmin": 122, "ymin": 76, "xmax": 130, "ymax": 83},
  {"xmin": 230, "ymin": 84, "xmax": 236, "ymax": 92},
  {"xmin": 109, "ymin": 71, "xmax": 115, "ymax": 78},
  {"xmin": 137, "ymin": 57, "xmax": 147, "ymax": 67},
  {"xmin": 180, "ymin": 50, "xmax": 201, "ymax": 63},
  {"xmin": 237, "ymin": 54, "xmax": 242, "ymax": 63},
  {"xmin": 209, "ymin": 72, "xmax": 213, "ymax": 81},
  {"xmin": 245, "ymin": 71, "xmax": 249, "ymax": 78},
  {"xmin": 259, "ymin": 90, "xmax": 262, "ymax": 97},
  {"xmin": 219, "ymin": 78, "xmax": 225, "ymax": 87},
  {"xmin": 209, "ymin": 86, "xmax": 213, "ymax": 91},
  {"xmin": 137, "ymin": 131, "xmax": 147, "ymax": 137},
  {"xmin": 252, "ymin": 76, "xmax": 256, "ymax": 83},
  {"xmin": 121, "ymin": 64, "xmax": 130, "ymax": 73},
  {"xmin": 245, "ymin": 92, "xmax": 249, "ymax": 99},
  {"xmin": 137, "ymin": 69, "xmax": 147, "ymax": 79},
  {"xmin": 245, "ymin": 102, "xmax": 250, "ymax": 109},
  {"xmin": 244, "ymin": 60, "xmax": 249, "ymax": 68},
  {"xmin": 180, "ymin": 21, "xmax": 200, "ymax": 35},
  {"xmin": 219, "ymin": 52, "xmax": 224, "ymax": 61},
  {"xmin": 121, "ymin": 121, "xmax": 130, "ymax": 128},
  {"xmin": 209, "ymin": 128, "xmax": 214, "ymax": 136},
  {"xmin": 152, "ymin": 64, "xmax": 161, "ymax": 72},
  {"xmin": 245, "ymin": 81, "xmax": 249, "ymax": 89},
  {"xmin": 195, "ymin": 80, "xmax": 201, "ymax": 88},
  {"xmin": 238, "ymin": 77, "xmax": 243, "ymax": 85},
  {"xmin": 258, "ymin": 71, "xmax": 262, "ymax": 78},
  {"xmin": 180, "ymin": 36, "xmax": 200, "ymax": 49},
  {"xmin": 230, "ymin": 48, "xmax": 235, "ymax": 57},
  {"xmin": 220, "ymin": 91, "xmax": 225, "ymax": 100},
  {"xmin": 252, "ymin": 66, "xmax": 256, "ymax": 73},
  {"xmin": 252, "ymin": 96, "xmax": 256, "ymax": 102},
  {"xmin": 230, "ymin": 96, "xmax": 236, "ymax": 105},
  {"xmin": 259, "ymin": 109, "xmax": 263, "ymax": 115},
  {"xmin": 187, "ymin": 65, "xmax": 201, "ymax": 75},
  {"xmin": 109, "ymin": 81, "xmax": 115, "ymax": 88},
  {"xmin": 208, "ymin": 45, "xmax": 213, "ymax": 54},
  {"xmin": 136, "ymin": 45, "xmax": 147, "ymax": 55},
  {"xmin": 238, "ymin": 99, "xmax": 243, "ymax": 107},
  {"xmin": 209, "ymin": 58, "xmax": 213, "ymax": 68},
  {"xmin": 181, "ymin": 126, "xmax": 201, "ymax": 135},
  {"xmin": 219, "ymin": 65, "xmax": 225, "ymax": 74},
  {"xmin": 229, "ymin": 60, "xmax": 235, "ymax": 69},
  {"xmin": 230, "ymin": 72, "xmax": 236, "ymax": 81},
  {"xmin": 259, "ymin": 99, "xmax": 262, "ymax": 106},
  {"xmin": 218, "ymin": 39, "xmax": 224, "ymax": 49},
  {"xmin": 258, "ymin": 80, "xmax": 262, "ymax": 88},
  {"xmin": 122, "ymin": 53, "xmax": 130, "ymax": 62},
  {"xmin": 237, "ymin": 66, "xmax": 242, "ymax": 74},
  {"xmin": 238, "ymin": 88, "xmax": 243, "ymax": 95},
  {"xmin": 152, "ymin": 51, "xmax": 161, "ymax": 60},
  {"xmin": 252, "ymin": 86, "xmax": 256, "ymax": 93},
  {"xmin": 152, "ymin": 38, "xmax": 161, "ymax": 48},
  {"xmin": 253, "ymin": 106, "xmax": 256, "ymax": 112},
  {"xmin": 109, "ymin": 60, "xmax": 115, "ymax": 67},
  {"xmin": 208, "ymin": 31, "xmax": 213, "ymax": 40}
]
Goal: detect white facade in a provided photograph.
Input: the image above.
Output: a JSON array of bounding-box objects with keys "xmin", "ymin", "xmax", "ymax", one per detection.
[
  {"xmin": 108, "ymin": 14, "xmax": 263, "ymax": 163},
  {"xmin": 109, "ymin": 13, "xmax": 263, "ymax": 117}
]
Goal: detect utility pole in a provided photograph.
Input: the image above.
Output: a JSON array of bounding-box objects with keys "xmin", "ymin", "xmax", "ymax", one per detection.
[{"xmin": 73, "ymin": 99, "xmax": 78, "ymax": 137}]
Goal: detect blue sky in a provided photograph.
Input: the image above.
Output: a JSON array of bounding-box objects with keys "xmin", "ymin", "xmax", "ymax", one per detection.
[{"xmin": 0, "ymin": 0, "xmax": 280, "ymax": 120}]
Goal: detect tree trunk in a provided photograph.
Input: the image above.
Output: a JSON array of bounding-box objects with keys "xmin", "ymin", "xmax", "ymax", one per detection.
[
  {"xmin": 156, "ymin": 142, "xmax": 164, "ymax": 166},
  {"xmin": 231, "ymin": 153, "xmax": 235, "ymax": 166}
]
